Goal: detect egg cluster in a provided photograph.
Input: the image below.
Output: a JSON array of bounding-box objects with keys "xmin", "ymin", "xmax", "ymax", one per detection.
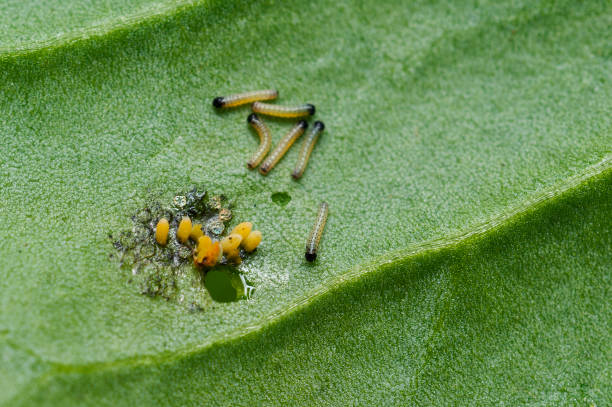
[
  {"xmin": 155, "ymin": 217, "xmax": 262, "ymax": 268},
  {"xmin": 111, "ymin": 189, "xmax": 260, "ymax": 306}
]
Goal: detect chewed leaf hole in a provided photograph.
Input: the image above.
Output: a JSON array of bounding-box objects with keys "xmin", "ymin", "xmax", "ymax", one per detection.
[
  {"xmin": 271, "ymin": 191, "xmax": 291, "ymax": 206},
  {"xmin": 205, "ymin": 266, "xmax": 254, "ymax": 302}
]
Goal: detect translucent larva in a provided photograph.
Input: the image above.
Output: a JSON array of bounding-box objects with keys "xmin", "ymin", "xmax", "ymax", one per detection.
[
  {"xmin": 246, "ymin": 114, "xmax": 272, "ymax": 169},
  {"xmin": 212, "ymin": 90, "xmax": 278, "ymax": 109},
  {"xmin": 259, "ymin": 121, "xmax": 308, "ymax": 175},
  {"xmin": 252, "ymin": 102, "xmax": 315, "ymax": 119},
  {"xmin": 242, "ymin": 230, "xmax": 262, "ymax": 252},
  {"xmin": 176, "ymin": 216, "xmax": 192, "ymax": 243},
  {"xmin": 292, "ymin": 121, "xmax": 325, "ymax": 180},
  {"xmin": 155, "ymin": 218, "xmax": 169, "ymax": 245},
  {"xmin": 305, "ymin": 202, "xmax": 328, "ymax": 262}
]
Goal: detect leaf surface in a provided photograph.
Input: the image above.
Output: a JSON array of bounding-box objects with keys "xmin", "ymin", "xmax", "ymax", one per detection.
[{"xmin": 0, "ymin": 0, "xmax": 610, "ymax": 404}]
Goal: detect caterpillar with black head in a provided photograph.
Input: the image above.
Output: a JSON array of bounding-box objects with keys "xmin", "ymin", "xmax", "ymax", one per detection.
[
  {"xmin": 305, "ymin": 201, "xmax": 328, "ymax": 262},
  {"xmin": 252, "ymin": 101, "xmax": 315, "ymax": 118},
  {"xmin": 212, "ymin": 90, "xmax": 278, "ymax": 108}
]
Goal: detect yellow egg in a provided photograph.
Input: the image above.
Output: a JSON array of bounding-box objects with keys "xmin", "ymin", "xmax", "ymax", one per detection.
[
  {"xmin": 221, "ymin": 233, "xmax": 243, "ymax": 254},
  {"xmin": 155, "ymin": 218, "xmax": 169, "ymax": 245},
  {"xmin": 190, "ymin": 224, "xmax": 203, "ymax": 240},
  {"xmin": 231, "ymin": 222, "xmax": 252, "ymax": 240},
  {"xmin": 242, "ymin": 230, "xmax": 262, "ymax": 252},
  {"xmin": 176, "ymin": 217, "xmax": 192, "ymax": 243}
]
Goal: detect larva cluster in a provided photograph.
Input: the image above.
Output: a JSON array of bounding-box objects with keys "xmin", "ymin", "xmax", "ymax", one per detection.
[
  {"xmin": 212, "ymin": 89, "xmax": 324, "ymax": 178},
  {"xmin": 213, "ymin": 89, "xmax": 331, "ymax": 262}
]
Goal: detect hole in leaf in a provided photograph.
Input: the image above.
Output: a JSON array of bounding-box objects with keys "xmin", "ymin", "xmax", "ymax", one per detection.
[
  {"xmin": 271, "ymin": 191, "xmax": 291, "ymax": 207},
  {"xmin": 204, "ymin": 266, "xmax": 253, "ymax": 302}
]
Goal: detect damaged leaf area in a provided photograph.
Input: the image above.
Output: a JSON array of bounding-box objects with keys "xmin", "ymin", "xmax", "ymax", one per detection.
[{"xmin": 110, "ymin": 189, "xmax": 254, "ymax": 308}]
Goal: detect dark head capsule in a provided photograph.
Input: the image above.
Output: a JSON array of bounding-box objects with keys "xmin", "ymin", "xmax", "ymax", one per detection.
[
  {"xmin": 212, "ymin": 97, "xmax": 224, "ymax": 108},
  {"xmin": 305, "ymin": 252, "xmax": 317, "ymax": 262}
]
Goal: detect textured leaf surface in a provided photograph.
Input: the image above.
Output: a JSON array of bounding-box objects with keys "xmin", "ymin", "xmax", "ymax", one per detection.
[{"xmin": 0, "ymin": 0, "xmax": 610, "ymax": 405}]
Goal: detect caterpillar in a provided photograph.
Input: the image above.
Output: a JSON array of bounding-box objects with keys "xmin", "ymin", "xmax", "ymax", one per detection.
[
  {"xmin": 305, "ymin": 202, "xmax": 328, "ymax": 262},
  {"xmin": 259, "ymin": 121, "xmax": 307, "ymax": 175},
  {"xmin": 212, "ymin": 90, "xmax": 278, "ymax": 108},
  {"xmin": 246, "ymin": 113, "xmax": 272, "ymax": 169},
  {"xmin": 252, "ymin": 101, "xmax": 315, "ymax": 118},
  {"xmin": 292, "ymin": 121, "xmax": 325, "ymax": 180}
]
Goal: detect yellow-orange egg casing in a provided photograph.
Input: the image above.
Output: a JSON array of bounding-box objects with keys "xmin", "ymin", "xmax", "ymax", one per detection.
[
  {"xmin": 155, "ymin": 218, "xmax": 170, "ymax": 245},
  {"xmin": 189, "ymin": 224, "xmax": 203, "ymax": 240},
  {"xmin": 225, "ymin": 248, "xmax": 242, "ymax": 265},
  {"xmin": 221, "ymin": 233, "xmax": 243, "ymax": 253},
  {"xmin": 231, "ymin": 222, "xmax": 253, "ymax": 240},
  {"xmin": 242, "ymin": 230, "xmax": 262, "ymax": 252},
  {"xmin": 202, "ymin": 241, "xmax": 222, "ymax": 267},
  {"xmin": 194, "ymin": 235, "xmax": 213, "ymax": 264},
  {"xmin": 176, "ymin": 217, "xmax": 192, "ymax": 243}
]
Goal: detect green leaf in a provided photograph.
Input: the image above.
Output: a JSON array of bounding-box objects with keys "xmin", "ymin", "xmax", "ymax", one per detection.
[{"xmin": 1, "ymin": 0, "xmax": 610, "ymax": 405}]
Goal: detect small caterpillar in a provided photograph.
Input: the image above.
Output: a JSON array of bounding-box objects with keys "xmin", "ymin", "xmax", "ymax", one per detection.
[
  {"xmin": 252, "ymin": 101, "xmax": 315, "ymax": 118},
  {"xmin": 246, "ymin": 114, "xmax": 272, "ymax": 169},
  {"xmin": 259, "ymin": 121, "xmax": 307, "ymax": 175},
  {"xmin": 305, "ymin": 202, "xmax": 328, "ymax": 262},
  {"xmin": 212, "ymin": 90, "xmax": 278, "ymax": 108},
  {"xmin": 292, "ymin": 121, "xmax": 325, "ymax": 180}
]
